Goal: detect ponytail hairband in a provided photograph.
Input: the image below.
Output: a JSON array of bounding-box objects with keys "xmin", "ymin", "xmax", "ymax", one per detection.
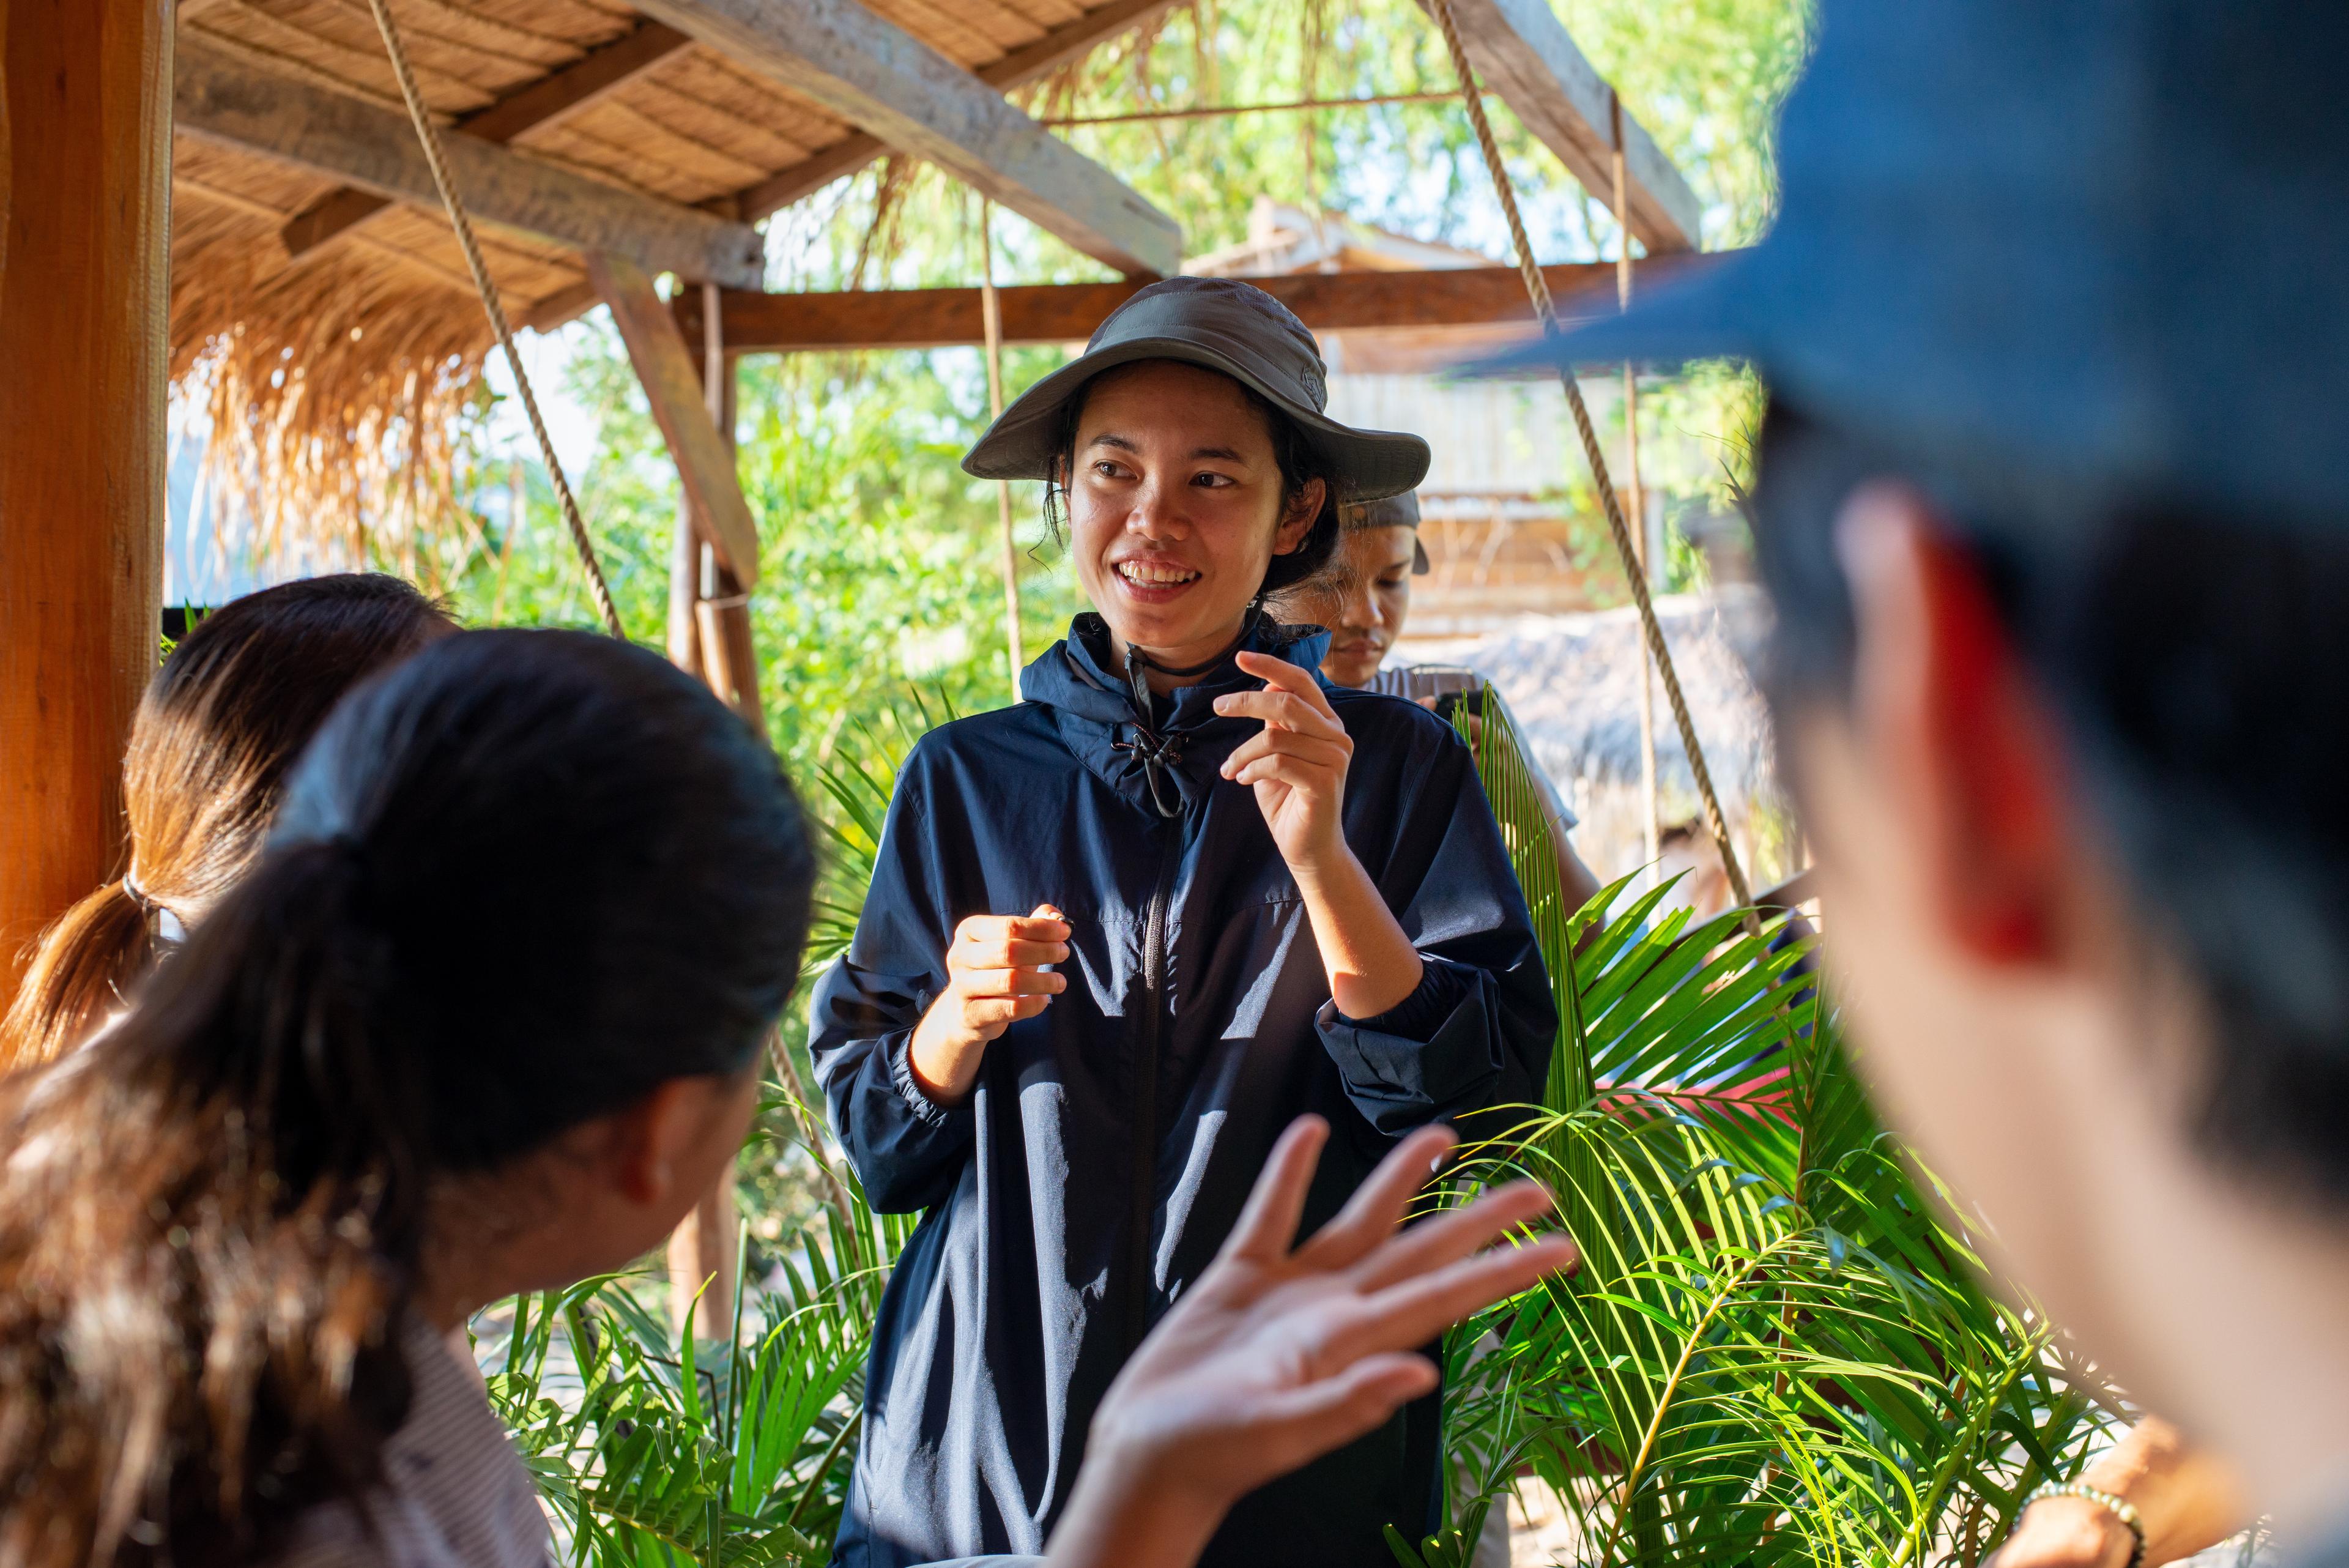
[{"xmin": 121, "ymin": 868, "xmax": 157, "ymax": 914}]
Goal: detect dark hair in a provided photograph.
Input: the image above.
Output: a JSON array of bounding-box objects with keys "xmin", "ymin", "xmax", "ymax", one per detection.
[
  {"xmin": 1039, "ymin": 363, "xmax": 1343, "ymax": 598},
  {"xmin": 1753, "ymin": 396, "xmax": 2349, "ymax": 1198},
  {"xmin": 0, "ymin": 630, "xmax": 815, "ymax": 1566},
  {"xmin": 1, "ymin": 573, "xmax": 455, "ymax": 1070}
]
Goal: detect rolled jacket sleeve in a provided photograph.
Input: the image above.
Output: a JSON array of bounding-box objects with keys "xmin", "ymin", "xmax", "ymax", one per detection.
[
  {"xmin": 1316, "ymin": 955, "xmax": 1506, "ymax": 1131},
  {"xmin": 809, "ymin": 772, "xmax": 979, "ymax": 1214},
  {"xmin": 1316, "ymin": 710, "xmax": 1558, "ymax": 1137}
]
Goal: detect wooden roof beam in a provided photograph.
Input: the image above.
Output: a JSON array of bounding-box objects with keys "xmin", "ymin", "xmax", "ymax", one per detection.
[
  {"xmin": 279, "ymin": 20, "xmax": 695, "ymax": 263},
  {"xmin": 633, "ymin": 0, "xmax": 1182, "ymax": 278},
  {"xmin": 1436, "ymin": 0, "xmax": 1705, "ymax": 253},
  {"xmin": 674, "ymin": 255, "xmax": 1724, "ymax": 354},
  {"xmin": 732, "ymin": 0, "xmax": 1184, "ymax": 221},
  {"xmin": 174, "ymin": 40, "xmax": 767, "ymax": 289},
  {"xmin": 587, "ymin": 252, "xmax": 764, "ymax": 587}
]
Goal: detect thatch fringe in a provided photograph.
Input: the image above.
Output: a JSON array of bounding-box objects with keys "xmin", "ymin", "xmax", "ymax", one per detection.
[{"xmin": 171, "ymin": 176, "xmax": 500, "ymax": 582}]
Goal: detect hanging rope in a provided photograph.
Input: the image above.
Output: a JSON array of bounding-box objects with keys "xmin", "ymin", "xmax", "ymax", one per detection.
[
  {"xmin": 362, "ymin": 0, "xmax": 626, "ymax": 641},
  {"xmin": 1426, "ymin": 0, "xmax": 1757, "ymax": 923}
]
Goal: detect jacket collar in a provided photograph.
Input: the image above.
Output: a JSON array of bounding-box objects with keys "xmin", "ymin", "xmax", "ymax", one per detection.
[{"xmin": 1020, "ymin": 613, "xmax": 1332, "ymax": 817}]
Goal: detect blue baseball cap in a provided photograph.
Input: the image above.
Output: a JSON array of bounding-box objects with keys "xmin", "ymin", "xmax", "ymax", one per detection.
[{"xmin": 1475, "ymin": 0, "xmax": 2349, "ymax": 524}]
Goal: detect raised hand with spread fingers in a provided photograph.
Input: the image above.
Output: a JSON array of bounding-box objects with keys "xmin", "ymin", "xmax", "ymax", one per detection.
[{"xmin": 1046, "ymin": 1116, "xmax": 1575, "ymax": 1568}]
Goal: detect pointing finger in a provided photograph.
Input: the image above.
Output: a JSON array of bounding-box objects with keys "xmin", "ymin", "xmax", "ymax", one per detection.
[
  {"xmin": 1213, "ymin": 688, "xmax": 1346, "ymax": 738},
  {"xmin": 1234, "ymin": 650, "xmax": 1341, "ymax": 721}
]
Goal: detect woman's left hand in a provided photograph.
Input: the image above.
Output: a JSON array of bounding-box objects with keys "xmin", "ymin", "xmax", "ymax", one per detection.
[{"xmin": 1216, "ymin": 650, "xmax": 1354, "ymax": 870}]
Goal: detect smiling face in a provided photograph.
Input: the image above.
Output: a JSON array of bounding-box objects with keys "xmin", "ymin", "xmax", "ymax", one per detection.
[
  {"xmin": 1061, "ymin": 361, "xmax": 1324, "ymax": 677},
  {"xmin": 1277, "ymin": 525, "xmax": 1417, "ymax": 688}
]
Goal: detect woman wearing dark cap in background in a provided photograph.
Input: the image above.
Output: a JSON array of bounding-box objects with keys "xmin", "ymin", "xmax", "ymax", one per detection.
[
  {"xmin": 811, "ymin": 277, "xmax": 1556, "ymax": 1567},
  {"xmin": 1274, "ymin": 491, "xmax": 1604, "ymax": 916},
  {"xmin": 0, "ymin": 573, "xmax": 454, "ymax": 1070}
]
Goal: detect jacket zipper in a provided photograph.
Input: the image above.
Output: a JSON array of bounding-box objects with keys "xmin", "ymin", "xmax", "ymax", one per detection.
[{"xmin": 1123, "ymin": 829, "xmax": 1182, "ymax": 1356}]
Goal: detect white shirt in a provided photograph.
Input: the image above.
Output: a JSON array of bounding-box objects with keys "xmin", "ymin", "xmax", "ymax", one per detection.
[{"xmin": 270, "ymin": 1317, "xmax": 551, "ymax": 1568}]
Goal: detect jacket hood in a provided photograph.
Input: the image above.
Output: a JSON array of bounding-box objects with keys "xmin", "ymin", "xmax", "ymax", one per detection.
[{"xmin": 1019, "ymin": 613, "xmax": 1332, "ymax": 817}]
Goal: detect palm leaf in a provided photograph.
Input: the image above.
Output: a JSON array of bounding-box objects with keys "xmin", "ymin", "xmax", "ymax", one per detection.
[{"xmin": 1426, "ymin": 693, "xmax": 2117, "ymax": 1567}]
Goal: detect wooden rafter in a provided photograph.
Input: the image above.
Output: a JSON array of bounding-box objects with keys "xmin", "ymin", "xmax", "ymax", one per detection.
[
  {"xmin": 673, "ymin": 256, "xmax": 1723, "ymax": 354},
  {"xmin": 730, "ymin": 0, "xmax": 1185, "ymax": 221},
  {"xmin": 633, "ymin": 0, "xmax": 1182, "ymax": 277},
  {"xmin": 174, "ymin": 40, "xmax": 767, "ymax": 289},
  {"xmin": 586, "ymin": 252, "xmax": 763, "ymax": 587},
  {"xmin": 280, "ymin": 21, "xmax": 697, "ymax": 263},
  {"xmin": 1437, "ymin": 0, "xmax": 1705, "ymax": 253}
]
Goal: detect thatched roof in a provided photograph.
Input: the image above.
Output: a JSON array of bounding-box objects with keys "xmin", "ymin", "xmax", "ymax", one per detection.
[
  {"xmin": 168, "ymin": 0, "xmax": 1179, "ymax": 551},
  {"xmin": 1441, "ymin": 587, "xmax": 1775, "ymax": 801},
  {"xmin": 1425, "ymin": 587, "xmax": 1781, "ymax": 879}
]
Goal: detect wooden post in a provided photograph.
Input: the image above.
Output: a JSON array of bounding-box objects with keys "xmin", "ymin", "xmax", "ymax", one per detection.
[
  {"xmin": 0, "ymin": 0, "xmax": 172, "ymax": 1006},
  {"xmin": 667, "ymin": 502, "xmax": 705, "ymax": 675},
  {"xmin": 585, "ymin": 250, "xmax": 762, "ymax": 587},
  {"xmin": 655, "ymin": 270, "xmax": 759, "ymax": 1343}
]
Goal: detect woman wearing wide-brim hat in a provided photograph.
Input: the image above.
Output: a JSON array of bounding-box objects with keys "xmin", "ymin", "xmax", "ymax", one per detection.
[{"xmin": 811, "ymin": 277, "xmax": 1556, "ymax": 1568}]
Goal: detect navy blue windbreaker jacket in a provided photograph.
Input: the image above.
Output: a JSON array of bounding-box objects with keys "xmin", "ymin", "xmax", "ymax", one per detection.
[{"xmin": 811, "ymin": 615, "xmax": 1555, "ymax": 1568}]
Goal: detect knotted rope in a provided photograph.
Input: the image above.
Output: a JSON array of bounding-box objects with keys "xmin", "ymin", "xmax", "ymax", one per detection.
[
  {"xmin": 1427, "ymin": 0, "xmax": 1758, "ymax": 927},
  {"xmin": 362, "ymin": 0, "xmax": 626, "ymax": 641}
]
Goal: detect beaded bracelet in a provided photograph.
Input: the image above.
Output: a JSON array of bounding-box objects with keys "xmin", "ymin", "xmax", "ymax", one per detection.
[{"xmin": 2022, "ymin": 1481, "xmax": 2146, "ymax": 1568}]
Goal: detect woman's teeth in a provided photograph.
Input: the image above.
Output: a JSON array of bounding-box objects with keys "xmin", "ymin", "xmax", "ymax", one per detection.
[{"xmin": 1117, "ymin": 560, "xmax": 1200, "ymax": 586}]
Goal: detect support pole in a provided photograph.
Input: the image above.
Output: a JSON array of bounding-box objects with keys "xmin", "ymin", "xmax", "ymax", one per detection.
[
  {"xmin": 696, "ymin": 278, "xmax": 765, "ymax": 739},
  {"xmin": 664, "ymin": 277, "xmax": 752, "ymax": 1343},
  {"xmin": 0, "ymin": 0, "xmax": 172, "ymax": 1008},
  {"xmin": 668, "ymin": 496, "xmax": 705, "ymax": 674},
  {"xmin": 977, "ymin": 203, "xmax": 1024, "ymax": 699},
  {"xmin": 1613, "ymin": 94, "xmax": 1660, "ymax": 883}
]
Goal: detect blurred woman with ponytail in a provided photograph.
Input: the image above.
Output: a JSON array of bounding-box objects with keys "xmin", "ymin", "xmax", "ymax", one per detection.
[
  {"xmin": 0, "ymin": 629, "xmax": 817, "ymax": 1566},
  {"xmin": 0, "ymin": 627, "xmax": 1565, "ymax": 1568},
  {"xmin": 0, "ymin": 573, "xmax": 453, "ymax": 1069}
]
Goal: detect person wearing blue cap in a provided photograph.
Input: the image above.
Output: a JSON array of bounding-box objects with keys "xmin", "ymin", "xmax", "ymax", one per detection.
[
  {"xmin": 1273, "ymin": 490, "xmax": 1606, "ymax": 918},
  {"xmin": 812, "ymin": 277, "xmax": 1557, "ymax": 1567},
  {"xmin": 1479, "ymin": 0, "xmax": 2349, "ymax": 1564}
]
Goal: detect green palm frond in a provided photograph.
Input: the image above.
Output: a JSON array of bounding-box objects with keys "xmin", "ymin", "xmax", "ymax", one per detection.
[
  {"xmin": 483, "ymin": 1198, "xmax": 895, "ymax": 1566},
  {"xmin": 803, "ymin": 685, "xmax": 962, "ymax": 974},
  {"xmin": 1421, "ymin": 693, "xmax": 2115, "ymax": 1568}
]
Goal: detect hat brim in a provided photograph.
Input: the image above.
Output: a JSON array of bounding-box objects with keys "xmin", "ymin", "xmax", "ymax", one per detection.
[
  {"xmin": 1462, "ymin": 250, "xmax": 1767, "ymax": 378},
  {"xmin": 963, "ymin": 336, "xmax": 1430, "ymax": 502}
]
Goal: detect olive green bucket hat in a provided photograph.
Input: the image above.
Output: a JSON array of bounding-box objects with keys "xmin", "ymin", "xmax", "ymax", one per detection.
[
  {"xmin": 1342, "ymin": 491, "xmax": 1431, "ymax": 575},
  {"xmin": 962, "ymin": 276, "xmax": 1430, "ymax": 502}
]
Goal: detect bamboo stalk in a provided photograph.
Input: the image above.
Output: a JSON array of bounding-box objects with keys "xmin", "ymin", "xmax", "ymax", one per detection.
[
  {"xmin": 1614, "ymin": 94, "xmax": 1660, "ymax": 886},
  {"xmin": 978, "ymin": 202, "xmax": 1025, "ymax": 699}
]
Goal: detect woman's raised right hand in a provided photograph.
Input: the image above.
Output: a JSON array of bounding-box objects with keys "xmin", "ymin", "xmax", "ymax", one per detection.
[{"xmin": 907, "ymin": 904, "xmax": 1070, "ymax": 1104}]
